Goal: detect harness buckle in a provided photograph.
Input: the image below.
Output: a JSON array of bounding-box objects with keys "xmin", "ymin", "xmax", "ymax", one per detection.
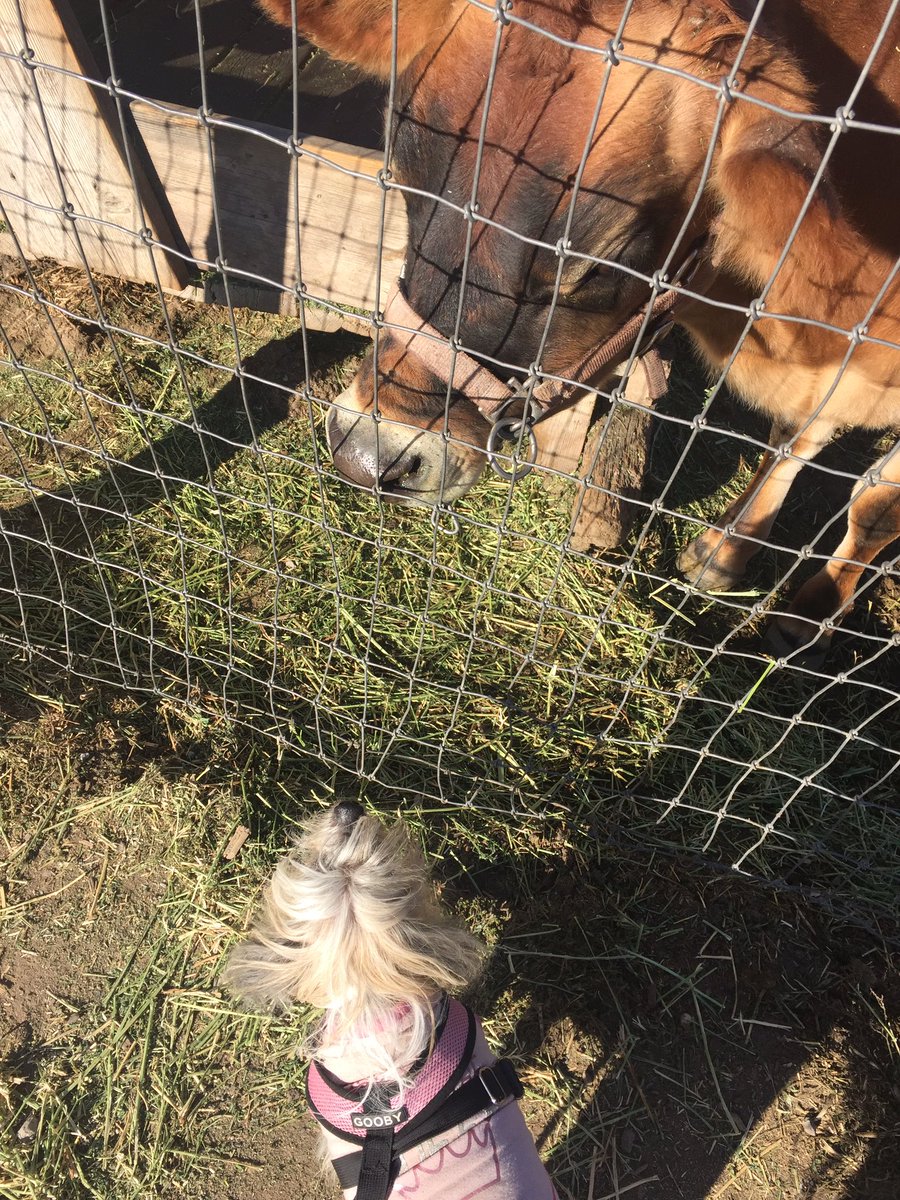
[
  {"xmin": 669, "ymin": 234, "xmax": 708, "ymax": 289},
  {"xmin": 485, "ymin": 389, "xmax": 540, "ymax": 481},
  {"xmin": 639, "ymin": 316, "xmax": 675, "ymax": 355},
  {"xmin": 477, "ymin": 1060, "xmax": 524, "ymax": 1106},
  {"xmin": 478, "ymin": 1065, "xmax": 506, "ymax": 1106}
]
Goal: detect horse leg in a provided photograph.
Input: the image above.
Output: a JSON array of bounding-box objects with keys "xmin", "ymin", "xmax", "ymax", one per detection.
[
  {"xmin": 768, "ymin": 439, "xmax": 900, "ymax": 660},
  {"xmin": 677, "ymin": 421, "xmax": 832, "ymax": 591}
]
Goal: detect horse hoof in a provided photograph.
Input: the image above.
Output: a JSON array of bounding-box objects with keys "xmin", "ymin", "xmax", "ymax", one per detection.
[
  {"xmin": 764, "ymin": 619, "xmax": 832, "ymax": 670},
  {"xmin": 677, "ymin": 538, "xmax": 743, "ymax": 592}
]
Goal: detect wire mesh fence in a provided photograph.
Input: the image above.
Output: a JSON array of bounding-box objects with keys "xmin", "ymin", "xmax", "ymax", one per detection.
[{"xmin": 0, "ymin": 0, "xmax": 898, "ymax": 926}]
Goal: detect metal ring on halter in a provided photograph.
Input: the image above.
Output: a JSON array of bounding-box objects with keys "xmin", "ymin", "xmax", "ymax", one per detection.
[
  {"xmin": 639, "ymin": 316, "xmax": 675, "ymax": 354},
  {"xmin": 430, "ymin": 504, "xmax": 461, "ymax": 536},
  {"xmin": 486, "ymin": 415, "xmax": 539, "ymax": 481}
]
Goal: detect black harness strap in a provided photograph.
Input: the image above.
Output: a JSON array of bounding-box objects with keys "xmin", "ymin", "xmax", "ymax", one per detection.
[
  {"xmin": 331, "ymin": 1058, "xmax": 524, "ymax": 1194},
  {"xmin": 309, "ymin": 1003, "xmax": 527, "ymax": 1197},
  {"xmin": 354, "ymin": 1128, "xmax": 396, "ymax": 1200}
]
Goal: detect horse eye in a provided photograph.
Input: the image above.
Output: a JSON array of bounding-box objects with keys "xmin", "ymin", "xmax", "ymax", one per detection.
[{"xmin": 567, "ymin": 260, "xmax": 619, "ymax": 300}]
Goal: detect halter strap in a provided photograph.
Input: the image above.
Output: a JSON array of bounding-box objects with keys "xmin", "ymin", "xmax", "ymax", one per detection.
[{"xmin": 381, "ymin": 238, "xmax": 706, "ymax": 430}]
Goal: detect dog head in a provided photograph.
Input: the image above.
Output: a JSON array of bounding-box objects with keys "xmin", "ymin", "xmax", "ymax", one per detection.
[{"xmin": 223, "ymin": 803, "xmax": 486, "ymax": 1066}]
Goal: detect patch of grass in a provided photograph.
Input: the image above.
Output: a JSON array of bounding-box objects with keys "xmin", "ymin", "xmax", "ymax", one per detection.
[
  {"xmin": 0, "ymin": 261, "xmax": 898, "ymax": 1197},
  {"xmin": 0, "ymin": 720, "xmax": 306, "ymax": 1198},
  {"xmin": 0, "ymin": 713, "xmax": 898, "ymax": 1200},
  {"xmin": 0, "ymin": 266, "xmax": 896, "ymax": 923}
]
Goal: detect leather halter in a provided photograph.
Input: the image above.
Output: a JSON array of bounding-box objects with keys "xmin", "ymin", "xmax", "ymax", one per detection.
[{"xmin": 381, "ymin": 240, "xmax": 706, "ymax": 479}]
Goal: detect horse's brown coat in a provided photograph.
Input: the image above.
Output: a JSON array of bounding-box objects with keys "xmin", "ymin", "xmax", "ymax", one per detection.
[{"xmin": 260, "ymin": 0, "xmax": 900, "ymax": 655}]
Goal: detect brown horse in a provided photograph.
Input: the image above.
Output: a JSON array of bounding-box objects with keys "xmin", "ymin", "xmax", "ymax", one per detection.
[{"xmin": 259, "ymin": 0, "xmax": 900, "ymax": 658}]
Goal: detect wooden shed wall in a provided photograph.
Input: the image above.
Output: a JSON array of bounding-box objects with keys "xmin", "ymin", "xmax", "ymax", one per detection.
[{"xmin": 0, "ymin": 0, "xmax": 405, "ymax": 312}]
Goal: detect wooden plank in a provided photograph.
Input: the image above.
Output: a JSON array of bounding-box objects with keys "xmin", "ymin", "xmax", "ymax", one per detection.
[
  {"xmin": 74, "ymin": 0, "xmax": 317, "ymax": 132},
  {"xmin": 131, "ymin": 98, "xmax": 406, "ymax": 311},
  {"xmin": 68, "ymin": 0, "xmax": 233, "ymax": 84},
  {"xmin": 177, "ymin": 277, "xmax": 373, "ymax": 336},
  {"xmin": 208, "ymin": 38, "xmax": 307, "ymax": 122},
  {"xmin": 267, "ymin": 48, "xmax": 384, "ymax": 147},
  {"xmin": 69, "ymin": 0, "xmax": 383, "ymax": 146},
  {"xmin": 0, "ymin": 0, "xmax": 186, "ymax": 289},
  {"xmin": 535, "ymin": 392, "xmax": 595, "ymax": 478}
]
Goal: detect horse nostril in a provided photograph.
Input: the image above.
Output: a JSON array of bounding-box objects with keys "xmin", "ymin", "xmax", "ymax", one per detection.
[{"xmin": 380, "ymin": 453, "xmax": 423, "ymax": 491}]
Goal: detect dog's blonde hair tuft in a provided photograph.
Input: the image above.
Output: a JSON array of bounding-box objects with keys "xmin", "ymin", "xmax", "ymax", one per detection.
[{"xmin": 223, "ymin": 809, "xmax": 486, "ymax": 1083}]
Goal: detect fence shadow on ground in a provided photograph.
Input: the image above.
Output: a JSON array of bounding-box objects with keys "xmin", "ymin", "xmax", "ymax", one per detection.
[
  {"xmin": 445, "ymin": 843, "xmax": 899, "ymax": 1200},
  {"xmin": 0, "ymin": 326, "xmax": 353, "ymax": 541}
]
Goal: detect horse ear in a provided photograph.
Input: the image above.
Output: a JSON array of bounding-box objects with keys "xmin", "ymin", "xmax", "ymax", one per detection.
[{"xmin": 256, "ymin": 0, "xmax": 445, "ymax": 78}]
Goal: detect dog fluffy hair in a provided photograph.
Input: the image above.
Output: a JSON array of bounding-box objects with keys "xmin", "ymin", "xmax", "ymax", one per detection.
[{"xmin": 223, "ymin": 804, "xmax": 486, "ymax": 1087}]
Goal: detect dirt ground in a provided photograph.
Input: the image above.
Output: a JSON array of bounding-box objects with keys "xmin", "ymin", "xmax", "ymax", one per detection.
[{"xmin": 1, "ymin": 693, "xmax": 898, "ymax": 1200}]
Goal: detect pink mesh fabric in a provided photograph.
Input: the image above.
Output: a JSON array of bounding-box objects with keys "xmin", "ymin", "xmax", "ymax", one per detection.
[
  {"xmin": 307, "ymin": 998, "xmax": 472, "ymax": 1136},
  {"xmin": 403, "ymin": 998, "xmax": 471, "ymax": 1116}
]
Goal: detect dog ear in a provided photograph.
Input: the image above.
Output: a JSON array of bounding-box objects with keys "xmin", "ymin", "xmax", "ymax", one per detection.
[{"xmin": 256, "ymin": 0, "xmax": 451, "ymax": 78}]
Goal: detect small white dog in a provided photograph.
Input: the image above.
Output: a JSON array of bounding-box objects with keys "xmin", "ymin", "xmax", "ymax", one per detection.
[{"xmin": 224, "ymin": 801, "xmax": 558, "ymax": 1200}]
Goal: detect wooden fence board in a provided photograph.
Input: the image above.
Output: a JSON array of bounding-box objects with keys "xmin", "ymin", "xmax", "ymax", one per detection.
[
  {"xmin": 570, "ymin": 358, "xmax": 670, "ymax": 551},
  {"xmin": 0, "ymin": 0, "xmax": 186, "ymax": 289},
  {"xmin": 130, "ymin": 99, "xmax": 407, "ymax": 312},
  {"xmin": 535, "ymin": 392, "xmax": 595, "ymax": 477}
]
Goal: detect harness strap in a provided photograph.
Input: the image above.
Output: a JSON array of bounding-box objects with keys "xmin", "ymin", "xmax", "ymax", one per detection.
[
  {"xmin": 307, "ymin": 996, "xmax": 468, "ymax": 1145},
  {"xmin": 355, "ymin": 1128, "xmax": 396, "ymax": 1200},
  {"xmin": 331, "ymin": 1059, "xmax": 525, "ymax": 1193},
  {"xmin": 383, "ymin": 286, "xmax": 512, "ymax": 413},
  {"xmin": 308, "ymin": 998, "xmax": 480, "ymax": 1198},
  {"xmin": 526, "ymin": 287, "xmax": 679, "ymax": 416}
]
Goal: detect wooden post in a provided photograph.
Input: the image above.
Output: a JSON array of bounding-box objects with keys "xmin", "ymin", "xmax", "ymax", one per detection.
[
  {"xmin": 534, "ymin": 391, "xmax": 596, "ymax": 479},
  {"xmin": 0, "ymin": 0, "xmax": 187, "ymax": 288},
  {"xmin": 569, "ymin": 355, "xmax": 671, "ymax": 552},
  {"xmin": 129, "ymin": 100, "xmax": 407, "ymax": 312},
  {"xmin": 0, "ymin": 2, "xmax": 406, "ymax": 311}
]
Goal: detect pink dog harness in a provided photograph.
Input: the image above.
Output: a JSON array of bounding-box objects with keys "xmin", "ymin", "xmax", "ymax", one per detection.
[{"xmin": 306, "ymin": 997, "xmax": 525, "ymax": 1200}]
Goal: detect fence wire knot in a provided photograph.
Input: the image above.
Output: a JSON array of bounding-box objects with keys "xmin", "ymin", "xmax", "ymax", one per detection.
[
  {"xmin": 832, "ymin": 106, "xmax": 854, "ymax": 134},
  {"xmin": 431, "ymin": 506, "xmax": 461, "ymax": 536}
]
